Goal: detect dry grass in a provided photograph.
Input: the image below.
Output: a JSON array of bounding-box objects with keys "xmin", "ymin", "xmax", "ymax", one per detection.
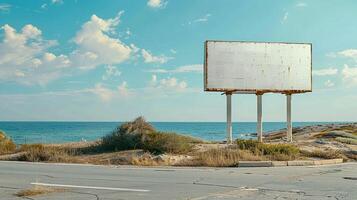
[
  {"xmin": 335, "ymin": 137, "xmax": 357, "ymax": 145},
  {"xmin": 300, "ymin": 149, "xmax": 345, "ymax": 159},
  {"xmin": 15, "ymin": 186, "xmax": 66, "ymax": 197},
  {"xmin": 179, "ymin": 148, "xmax": 266, "ymax": 167},
  {"xmin": 345, "ymin": 151, "xmax": 357, "ymax": 160},
  {"xmin": 18, "ymin": 144, "xmax": 80, "ymax": 163},
  {"xmin": 180, "ymin": 140, "xmax": 303, "ymax": 167},
  {"xmin": 179, "ymin": 141, "xmax": 301, "ymax": 167},
  {"xmin": 119, "ymin": 116, "xmax": 156, "ymax": 134},
  {"xmin": 0, "ymin": 130, "xmax": 16, "ymax": 155},
  {"xmin": 325, "ymin": 131, "xmax": 357, "ymax": 140},
  {"xmin": 6, "ymin": 119, "xmax": 354, "ymax": 166},
  {"xmin": 130, "ymin": 153, "xmax": 165, "ymax": 166}
]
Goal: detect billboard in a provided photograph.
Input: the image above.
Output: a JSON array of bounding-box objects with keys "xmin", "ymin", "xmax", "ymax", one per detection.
[{"xmin": 204, "ymin": 41, "xmax": 312, "ymax": 94}]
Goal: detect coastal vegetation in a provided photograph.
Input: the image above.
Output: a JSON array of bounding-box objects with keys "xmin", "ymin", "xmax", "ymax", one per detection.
[
  {"xmin": 17, "ymin": 144, "xmax": 78, "ymax": 163},
  {"xmin": 299, "ymin": 149, "xmax": 344, "ymax": 160},
  {"xmin": 0, "ymin": 130, "xmax": 16, "ymax": 155},
  {"xmin": 180, "ymin": 140, "xmax": 300, "ymax": 167},
  {"xmin": 0, "ymin": 118, "xmax": 356, "ymax": 166},
  {"xmin": 100, "ymin": 116, "xmax": 202, "ymax": 154}
]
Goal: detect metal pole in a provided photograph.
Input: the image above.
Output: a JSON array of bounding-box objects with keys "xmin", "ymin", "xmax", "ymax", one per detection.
[
  {"xmin": 226, "ymin": 93, "xmax": 232, "ymax": 143},
  {"xmin": 286, "ymin": 94, "xmax": 292, "ymax": 142},
  {"xmin": 257, "ymin": 94, "xmax": 263, "ymax": 142}
]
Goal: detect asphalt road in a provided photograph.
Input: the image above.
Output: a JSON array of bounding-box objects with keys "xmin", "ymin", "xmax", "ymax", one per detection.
[{"xmin": 0, "ymin": 161, "xmax": 356, "ymax": 200}]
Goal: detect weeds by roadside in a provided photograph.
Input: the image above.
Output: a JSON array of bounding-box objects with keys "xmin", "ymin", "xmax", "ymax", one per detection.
[
  {"xmin": 18, "ymin": 144, "xmax": 80, "ymax": 163},
  {"xmin": 179, "ymin": 148, "xmax": 265, "ymax": 167},
  {"xmin": 236, "ymin": 139, "xmax": 300, "ymax": 160},
  {"xmin": 300, "ymin": 149, "xmax": 345, "ymax": 160},
  {"xmin": 0, "ymin": 130, "xmax": 16, "ymax": 155},
  {"xmin": 15, "ymin": 186, "xmax": 66, "ymax": 197}
]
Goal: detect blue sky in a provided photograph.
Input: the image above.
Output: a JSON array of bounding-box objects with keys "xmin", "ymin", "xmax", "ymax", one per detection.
[{"xmin": 0, "ymin": 0, "xmax": 357, "ymax": 122}]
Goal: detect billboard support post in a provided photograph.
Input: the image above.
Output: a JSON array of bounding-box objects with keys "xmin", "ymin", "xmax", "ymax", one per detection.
[
  {"xmin": 287, "ymin": 94, "xmax": 292, "ymax": 142},
  {"xmin": 257, "ymin": 94, "xmax": 263, "ymax": 142},
  {"xmin": 226, "ymin": 93, "xmax": 233, "ymax": 143}
]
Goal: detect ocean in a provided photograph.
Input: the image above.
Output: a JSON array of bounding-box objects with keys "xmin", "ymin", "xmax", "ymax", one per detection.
[{"xmin": 0, "ymin": 121, "xmax": 336, "ymax": 144}]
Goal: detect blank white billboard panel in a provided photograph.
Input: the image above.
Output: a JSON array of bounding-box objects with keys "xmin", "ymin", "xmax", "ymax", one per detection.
[{"xmin": 204, "ymin": 41, "xmax": 312, "ymax": 93}]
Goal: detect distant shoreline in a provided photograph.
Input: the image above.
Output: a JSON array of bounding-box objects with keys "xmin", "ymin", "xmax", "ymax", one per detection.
[
  {"xmin": 1, "ymin": 122, "xmax": 354, "ymax": 145},
  {"xmin": 1, "ymin": 120, "xmax": 356, "ymax": 166}
]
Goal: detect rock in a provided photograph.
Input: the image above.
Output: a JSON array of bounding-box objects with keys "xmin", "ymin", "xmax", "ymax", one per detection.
[
  {"xmin": 152, "ymin": 154, "xmax": 193, "ymax": 165},
  {"xmin": 315, "ymin": 139, "xmax": 327, "ymax": 144}
]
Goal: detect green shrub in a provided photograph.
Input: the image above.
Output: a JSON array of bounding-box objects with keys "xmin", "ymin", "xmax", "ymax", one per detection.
[
  {"xmin": 235, "ymin": 139, "xmax": 300, "ymax": 160},
  {"xmin": 0, "ymin": 130, "xmax": 16, "ymax": 155},
  {"xmin": 101, "ymin": 117, "xmax": 154, "ymax": 151},
  {"xmin": 142, "ymin": 132, "xmax": 200, "ymax": 154},
  {"xmin": 236, "ymin": 139, "xmax": 261, "ymax": 152},
  {"xmin": 101, "ymin": 130, "xmax": 142, "ymax": 151},
  {"xmin": 100, "ymin": 117, "xmax": 202, "ymax": 154},
  {"xmin": 261, "ymin": 143, "xmax": 300, "ymax": 156}
]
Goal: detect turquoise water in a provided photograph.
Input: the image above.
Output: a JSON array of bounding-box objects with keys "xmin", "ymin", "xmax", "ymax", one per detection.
[{"xmin": 0, "ymin": 121, "xmax": 335, "ymax": 144}]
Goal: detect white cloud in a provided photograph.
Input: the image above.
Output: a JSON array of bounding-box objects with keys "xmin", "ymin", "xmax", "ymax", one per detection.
[
  {"xmin": 159, "ymin": 77, "xmax": 187, "ymax": 90},
  {"xmin": 326, "ymin": 52, "xmax": 337, "ymax": 58},
  {"xmin": 170, "ymin": 49, "xmax": 177, "ymax": 54},
  {"xmin": 118, "ymin": 81, "xmax": 130, "ymax": 96},
  {"xmin": 0, "ymin": 3, "xmax": 11, "ymax": 13},
  {"xmin": 52, "ymin": 0, "xmax": 63, "ymax": 4},
  {"xmin": 186, "ymin": 14, "xmax": 211, "ymax": 25},
  {"xmin": 324, "ymin": 80, "xmax": 334, "ymax": 88},
  {"xmin": 125, "ymin": 28, "xmax": 131, "ymax": 39},
  {"xmin": 147, "ymin": 0, "xmax": 167, "ymax": 8},
  {"xmin": 147, "ymin": 64, "xmax": 202, "ymax": 73},
  {"xmin": 91, "ymin": 83, "xmax": 114, "ymax": 102},
  {"xmin": 102, "ymin": 65, "xmax": 121, "ymax": 80},
  {"xmin": 281, "ymin": 12, "xmax": 288, "ymax": 24},
  {"xmin": 0, "ymin": 13, "xmax": 154, "ymax": 86},
  {"xmin": 130, "ymin": 44, "xmax": 140, "ymax": 53},
  {"xmin": 0, "ymin": 24, "xmax": 70, "ymax": 85},
  {"xmin": 296, "ymin": 2, "xmax": 307, "ymax": 7},
  {"xmin": 90, "ymin": 81, "xmax": 132, "ymax": 101},
  {"xmin": 150, "ymin": 74, "xmax": 157, "ymax": 86},
  {"xmin": 193, "ymin": 14, "xmax": 211, "ymax": 23},
  {"xmin": 338, "ymin": 49, "xmax": 357, "ymax": 61},
  {"xmin": 41, "ymin": 4, "xmax": 48, "ymax": 9},
  {"xmin": 71, "ymin": 11, "xmax": 132, "ymax": 69},
  {"xmin": 150, "ymin": 75, "xmax": 187, "ymax": 91},
  {"xmin": 312, "ymin": 68, "xmax": 338, "ymax": 76},
  {"xmin": 141, "ymin": 49, "xmax": 171, "ymax": 64},
  {"xmin": 342, "ymin": 64, "xmax": 357, "ymax": 86}
]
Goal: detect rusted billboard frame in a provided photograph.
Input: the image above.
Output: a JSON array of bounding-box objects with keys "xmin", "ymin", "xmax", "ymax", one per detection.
[{"xmin": 203, "ymin": 40, "xmax": 313, "ymax": 143}]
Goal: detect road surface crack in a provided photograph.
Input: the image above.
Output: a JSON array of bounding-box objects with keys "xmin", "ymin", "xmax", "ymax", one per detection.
[
  {"xmin": 192, "ymin": 182, "xmax": 238, "ymax": 189},
  {"xmin": 0, "ymin": 185, "xmax": 22, "ymax": 190},
  {"xmin": 69, "ymin": 191, "xmax": 100, "ymax": 200}
]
